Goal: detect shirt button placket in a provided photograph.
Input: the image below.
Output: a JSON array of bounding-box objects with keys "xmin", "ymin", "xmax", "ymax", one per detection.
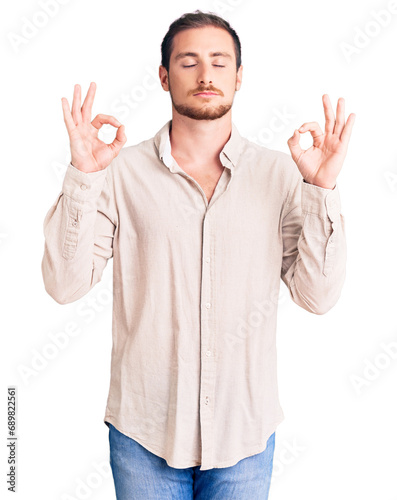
[{"xmin": 199, "ymin": 211, "xmax": 215, "ymax": 469}]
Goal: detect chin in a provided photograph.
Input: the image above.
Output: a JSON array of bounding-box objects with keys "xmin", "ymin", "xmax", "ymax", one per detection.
[{"xmin": 173, "ymin": 103, "xmax": 232, "ymax": 121}]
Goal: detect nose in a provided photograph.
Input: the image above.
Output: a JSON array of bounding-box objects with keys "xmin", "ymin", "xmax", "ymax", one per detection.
[{"xmin": 197, "ymin": 62, "xmax": 213, "ymax": 85}]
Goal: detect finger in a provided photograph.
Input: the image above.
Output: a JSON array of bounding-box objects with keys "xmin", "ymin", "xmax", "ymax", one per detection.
[
  {"xmin": 61, "ymin": 97, "xmax": 76, "ymax": 134},
  {"xmin": 71, "ymin": 84, "xmax": 83, "ymax": 125},
  {"xmin": 334, "ymin": 97, "xmax": 345, "ymax": 136},
  {"xmin": 91, "ymin": 113, "xmax": 121, "ymax": 130},
  {"xmin": 81, "ymin": 82, "xmax": 96, "ymax": 122},
  {"xmin": 108, "ymin": 124, "xmax": 127, "ymax": 156},
  {"xmin": 323, "ymin": 94, "xmax": 335, "ymax": 134},
  {"xmin": 340, "ymin": 113, "xmax": 356, "ymax": 145},
  {"xmin": 287, "ymin": 129, "xmax": 304, "ymax": 163},
  {"xmin": 298, "ymin": 121, "xmax": 323, "ymax": 138}
]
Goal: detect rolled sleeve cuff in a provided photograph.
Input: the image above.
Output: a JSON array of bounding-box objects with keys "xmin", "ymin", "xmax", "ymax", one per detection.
[
  {"xmin": 301, "ymin": 179, "xmax": 341, "ymax": 222},
  {"xmin": 62, "ymin": 163, "xmax": 108, "ymax": 203}
]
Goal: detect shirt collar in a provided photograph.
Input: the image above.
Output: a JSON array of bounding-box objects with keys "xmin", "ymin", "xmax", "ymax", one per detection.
[{"xmin": 154, "ymin": 119, "xmax": 244, "ymax": 173}]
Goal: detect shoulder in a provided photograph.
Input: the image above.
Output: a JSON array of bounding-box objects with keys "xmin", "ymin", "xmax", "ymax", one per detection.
[
  {"xmin": 241, "ymin": 136, "xmax": 301, "ymax": 184},
  {"xmin": 105, "ymin": 136, "xmax": 158, "ymax": 180},
  {"xmin": 114, "ymin": 136, "xmax": 156, "ymax": 166}
]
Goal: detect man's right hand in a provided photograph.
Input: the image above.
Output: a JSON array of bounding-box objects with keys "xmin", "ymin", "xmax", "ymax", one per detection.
[{"xmin": 61, "ymin": 82, "xmax": 126, "ymax": 173}]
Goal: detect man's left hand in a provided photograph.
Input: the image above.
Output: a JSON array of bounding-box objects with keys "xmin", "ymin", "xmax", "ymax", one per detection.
[{"xmin": 287, "ymin": 94, "xmax": 355, "ymax": 190}]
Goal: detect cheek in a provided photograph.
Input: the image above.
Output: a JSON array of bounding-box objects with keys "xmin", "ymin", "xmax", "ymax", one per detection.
[
  {"xmin": 170, "ymin": 72, "xmax": 193, "ymax": 90},
  {"xmin": 221, "ymin": 80, "xmax": 237, "ymax": 96},
  {"xmin": 218, "ymin": 72, "xmax": 237, "ymax": 89}
]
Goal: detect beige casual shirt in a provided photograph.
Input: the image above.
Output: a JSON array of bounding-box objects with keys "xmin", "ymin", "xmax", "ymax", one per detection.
[{"xmin": 41, "ymin": 119, "xmax": 346, "ymax": 471}]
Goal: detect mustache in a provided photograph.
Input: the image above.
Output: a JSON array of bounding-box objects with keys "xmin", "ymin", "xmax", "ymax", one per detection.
[{"xmin": 190, "ymin": 86, "xmax": 224, "ymax": 96}]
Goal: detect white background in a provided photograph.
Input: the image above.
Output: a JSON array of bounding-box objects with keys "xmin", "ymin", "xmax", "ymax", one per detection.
[{"xmin": 2, "ymin": 0, "xmax": 397, "ymax": 498}]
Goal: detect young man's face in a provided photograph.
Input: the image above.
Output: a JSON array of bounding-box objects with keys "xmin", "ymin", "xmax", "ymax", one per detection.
[{"xmin": 160, "ymin": 25, "xmax": 243, "ymax": 121}]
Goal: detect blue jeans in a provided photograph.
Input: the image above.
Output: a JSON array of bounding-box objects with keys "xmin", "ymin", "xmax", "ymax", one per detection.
[{"xmin": 107, "ymin": 422, "xmax": 275, "ymax": 499}]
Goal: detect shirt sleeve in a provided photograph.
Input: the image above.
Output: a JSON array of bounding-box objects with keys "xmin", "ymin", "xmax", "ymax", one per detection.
[
  {"xmin": 280, "ymin": 169, "xmax": 347, "ymax": 314},
  {"xmin": 41, "ymin": 162, "xmax": 116, "ymax": 304}
]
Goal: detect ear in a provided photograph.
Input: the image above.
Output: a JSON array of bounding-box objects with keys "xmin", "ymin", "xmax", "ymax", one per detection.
[
  {"xmin": 235, "ymin": 64, "xmax": 243, "ymax": 91},
  {"xmin": 159, "ymin": 65, "xmax": 170, "ymax": 92}
]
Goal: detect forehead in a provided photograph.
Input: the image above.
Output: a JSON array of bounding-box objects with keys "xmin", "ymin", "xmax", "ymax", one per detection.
[{"xmin": 170, "ymin": 26, "xmax": 235, "ymax": 59}]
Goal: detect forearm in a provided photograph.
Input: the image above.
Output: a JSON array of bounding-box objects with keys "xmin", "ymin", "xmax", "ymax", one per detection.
[
  {"xmin": 41, "ymin": 163, "xmax": 113, "ymax": 304},
  {"xmin": 281, "ymin": 180, "xmax": 346, "ymax": 314}
]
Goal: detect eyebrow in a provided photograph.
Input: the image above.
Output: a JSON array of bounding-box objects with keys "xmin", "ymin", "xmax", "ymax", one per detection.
[{"xmin": 174, "ymin": 51, "xmax": 232, "ymax": 61}]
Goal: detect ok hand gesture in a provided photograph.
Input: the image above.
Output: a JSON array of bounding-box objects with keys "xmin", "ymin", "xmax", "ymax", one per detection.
[
  {"xmin": 287, "ymin": 95, "xmax": 355, "ymax": 189},
  {"xmin": 61, "ymin": 82, "xmax": 127, "ymax": 173}
]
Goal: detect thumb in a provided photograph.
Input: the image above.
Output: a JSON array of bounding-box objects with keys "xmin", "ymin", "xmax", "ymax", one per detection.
[
  {"xmin": 109, "ymin": 124, "xmax": 127, "ymax": 157},
  {"xmin": 287, "ymin": 129, "xmax": 303, "ymax": 164}
]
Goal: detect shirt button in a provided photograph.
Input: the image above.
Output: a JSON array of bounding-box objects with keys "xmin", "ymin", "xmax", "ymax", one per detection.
[
  {"xmin": 205, "ymin": 257, "xmax": 210, "ymax": 263},
  {"xmin": 205, "ymin": 302, "xmax": 211, "ymax": 309},
  {"xmin": 72, "ymin": 220, "xmax": 78, "ymax": 227},
  {"xmin": 205, "ymin": 396, "xmax": 209, "ymax": 405},
  {"xmin": 80, "ymin": 184, "xmax": 87, "ymax": 190},
  {"xmin": 206, "ymin": 350, "xmax": 211, "ymax": 357}
]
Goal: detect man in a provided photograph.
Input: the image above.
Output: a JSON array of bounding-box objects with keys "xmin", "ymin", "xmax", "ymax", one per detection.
[{"xmin": 41, "ymin": 10, "xmax": 355, "ymax": 500}]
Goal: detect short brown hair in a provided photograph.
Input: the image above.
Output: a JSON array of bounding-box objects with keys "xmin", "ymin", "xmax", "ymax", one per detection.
[{"xmin": 161, "ymin": 10, "xmax": 242, "ymax": 72}]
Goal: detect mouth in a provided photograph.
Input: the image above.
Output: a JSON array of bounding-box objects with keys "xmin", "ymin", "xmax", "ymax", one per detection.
[{"xmin": 193, "ymin": 92, "xmax": 219, "ymax": 97}]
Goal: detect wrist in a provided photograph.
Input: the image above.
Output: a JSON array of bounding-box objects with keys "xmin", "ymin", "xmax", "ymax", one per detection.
[{"xmin": 303, "ymin": 178, "xmax": 336, "ymax": 190}]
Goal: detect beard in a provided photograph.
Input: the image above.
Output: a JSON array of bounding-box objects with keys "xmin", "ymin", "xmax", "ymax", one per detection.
[
  {"xmin": 169, "ymin": 80, "xmax": 234, "ymax": 121},
  {"xmin": 171, "ymin": 99, "xmax": 232, "ymax": 120}
]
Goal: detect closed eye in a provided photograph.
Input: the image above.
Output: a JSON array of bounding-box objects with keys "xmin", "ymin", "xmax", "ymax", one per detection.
[{"xmin": 182, "ymin": 64, "xmax": 225, "ymax": 68}]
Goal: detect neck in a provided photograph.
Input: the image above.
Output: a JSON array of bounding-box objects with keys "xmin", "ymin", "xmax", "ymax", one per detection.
[{"xmin": 169, "ymin": 111, "xmax": 232, "ymax": 166}]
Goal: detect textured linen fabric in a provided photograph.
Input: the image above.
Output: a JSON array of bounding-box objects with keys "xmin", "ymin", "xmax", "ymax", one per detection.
[{"xmin": 41, "ymin": 119, "xmax": 346, "ymax": 471}]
